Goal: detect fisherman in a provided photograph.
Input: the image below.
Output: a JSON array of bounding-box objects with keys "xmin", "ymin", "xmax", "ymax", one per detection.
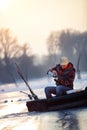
[{"xmin": 45, "ymin": 56, "xmax": 76, "ymax": 99}]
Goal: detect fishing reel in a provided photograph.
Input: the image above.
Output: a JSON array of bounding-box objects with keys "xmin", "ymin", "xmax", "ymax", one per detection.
[
  {"xmin": 20, "ymin": 91, "xmax": 32, "ymax": 100},
  {"xmin": 47, "ymin": 70, "xmax": 58, "ymax": 84},
  {"xmin": 47, "ymin": 70, "xmax": 57, "ymax": 78},
  {"xmin": 20, "ymin": 91, "xmax": 38, "ymax": 100}
]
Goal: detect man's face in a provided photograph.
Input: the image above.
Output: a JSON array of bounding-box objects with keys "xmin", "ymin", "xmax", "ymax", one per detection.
[{"xmin": 61, "ymin": 65, "xmax": 67, "ymax": 69}]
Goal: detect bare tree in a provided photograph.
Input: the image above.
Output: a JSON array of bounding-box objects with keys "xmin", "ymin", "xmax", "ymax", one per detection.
[
  {"xmin": 0, "ymin": 28, "xmax": 21, "ymax": 60},
  {"xmin": 18, "ymin": 43, "xmax": 33, "ymax": 80},
  {"xmin": 46, "ymin": 31, "xmax": 61, "ymax": 64},
  {"xmin": 0, "ymin": 28, "xmax": 20, "ymax": 83},
  {"xmin": 21, "ymin": 42, "xmax": 32, "ymax": 56},
  {"xmin": 47, "ymin": 31, "xmax": 60, "ymax": 54},
  {"xmin": 76, "ymin": 51, "xmax": 81, "ymax": 79}
]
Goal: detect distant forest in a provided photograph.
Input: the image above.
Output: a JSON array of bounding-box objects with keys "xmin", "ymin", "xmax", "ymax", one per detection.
[{"xmin": 0, "ymin": 28, "xmax": 87, "ymax": 84}]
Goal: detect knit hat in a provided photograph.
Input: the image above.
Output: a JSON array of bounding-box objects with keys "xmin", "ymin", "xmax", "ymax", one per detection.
[{"xmin": 60, "ymin": 56, "xmax": 69, "ymax": 65}]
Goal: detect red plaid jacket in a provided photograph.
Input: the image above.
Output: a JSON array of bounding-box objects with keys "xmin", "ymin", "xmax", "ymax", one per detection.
[{"xmin": 51, "ymin": 62, "xmax": 76, "ymax": 88}]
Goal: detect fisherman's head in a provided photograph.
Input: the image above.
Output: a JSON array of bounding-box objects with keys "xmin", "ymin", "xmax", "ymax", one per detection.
[{"xmin": 60, "ymin": 56, "xmax": 69, "ymax": 69}]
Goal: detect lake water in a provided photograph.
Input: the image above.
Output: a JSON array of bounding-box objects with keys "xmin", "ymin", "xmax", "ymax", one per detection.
[{"xmin": 0, "ymin": 74, "xmax": 87, "ymax": 130}]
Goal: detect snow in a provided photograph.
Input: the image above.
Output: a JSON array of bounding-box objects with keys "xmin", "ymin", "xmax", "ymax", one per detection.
[{"xmin": 0, "ymin": 72, "xmax": 87, "ymax": 130}]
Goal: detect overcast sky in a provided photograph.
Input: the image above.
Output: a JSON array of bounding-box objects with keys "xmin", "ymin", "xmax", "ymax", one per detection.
[{"xmin": 0, "ymin": 0, "xmax": 87, "ymax": 56}]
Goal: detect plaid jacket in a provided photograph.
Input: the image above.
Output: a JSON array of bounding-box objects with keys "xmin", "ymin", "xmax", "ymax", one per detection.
[{"xmin": 51, "ymin": 62, "xmax": 76, "ymax": 88}]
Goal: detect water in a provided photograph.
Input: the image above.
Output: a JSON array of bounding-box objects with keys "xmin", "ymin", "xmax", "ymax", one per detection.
[{"xmin": 0, "ymin": 74, "xmax": 87, "ymax": 130}]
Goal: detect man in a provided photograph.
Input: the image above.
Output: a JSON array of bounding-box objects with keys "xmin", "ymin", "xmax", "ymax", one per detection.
[{"xmin": 45, "ymin": 56, "xmax": 76, "ymax": 99}]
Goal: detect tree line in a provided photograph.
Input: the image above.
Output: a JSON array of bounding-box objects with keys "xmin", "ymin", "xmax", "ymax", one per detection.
[
  {"xmin": 0, "ymin": 28, "xmax": 87, "ymax": 84},
  {"xmin": 46, "ymin": 29, "xmax": 87, "ymax": 78}
]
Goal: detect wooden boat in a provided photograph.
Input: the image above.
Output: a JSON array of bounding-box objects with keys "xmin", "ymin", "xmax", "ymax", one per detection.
[{"xmin": 26, "ymin": 88, "xmax": 87, "ymax": 112}]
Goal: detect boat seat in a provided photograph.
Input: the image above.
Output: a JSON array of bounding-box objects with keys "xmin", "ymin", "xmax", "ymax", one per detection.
[{"xmin": 66, "ymin": 89, "xmax": 82, "ymax": 94}]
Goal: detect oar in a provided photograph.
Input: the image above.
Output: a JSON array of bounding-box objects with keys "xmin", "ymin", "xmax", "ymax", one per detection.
[{"xmin": 15, "ymin": 63, "xmax": 38, "ymax": 100}]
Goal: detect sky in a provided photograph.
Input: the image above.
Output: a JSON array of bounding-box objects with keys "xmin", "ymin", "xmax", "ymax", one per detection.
[{"xmin": 0, "ymin": 0, "xmax": 87, "ymax": 56}]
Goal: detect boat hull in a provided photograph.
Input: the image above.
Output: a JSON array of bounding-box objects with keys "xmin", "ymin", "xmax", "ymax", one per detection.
[{"xmin": 26, "ymin": 90, "xmax": 87, "ymax": 112}]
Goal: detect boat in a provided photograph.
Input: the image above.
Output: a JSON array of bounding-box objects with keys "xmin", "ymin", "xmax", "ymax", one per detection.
[
  {"xmin": 26, "ymin": 88, "xmax": 87, "ymax": 112},
  {"xmin": 15, "ymin": 64, "xmax": 87, "ymax": 112}
]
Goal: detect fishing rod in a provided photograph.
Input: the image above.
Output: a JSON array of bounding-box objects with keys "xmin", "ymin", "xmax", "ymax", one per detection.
[
  {"xmin": 15, "ymin": 63, "xmax": 38, "ymax": 100},
  {"xmin": 20, "ymin": 91, "xmax": 32, "ymax": 100}
]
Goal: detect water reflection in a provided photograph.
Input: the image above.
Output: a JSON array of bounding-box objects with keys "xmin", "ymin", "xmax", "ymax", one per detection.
[
  {"xmin": 0, "ymin": 90, "xmax": 87, "ymax": 130},
  {"xmin": 57, "ymin": 110, "xmax": 80, "ymax": 130},
  {"xmin": 1, "ymin": 109, "xmax": 87, "ymax": 130}
]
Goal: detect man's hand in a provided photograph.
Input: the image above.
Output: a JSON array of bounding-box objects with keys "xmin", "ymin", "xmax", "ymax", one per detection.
[
  {"xmin": 47, "ymin": 70, "xmax": 57, "ymax": 77},
  {"xmin": 52, "ymin": 70, "xmax": 57, "ymax": 77}
]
